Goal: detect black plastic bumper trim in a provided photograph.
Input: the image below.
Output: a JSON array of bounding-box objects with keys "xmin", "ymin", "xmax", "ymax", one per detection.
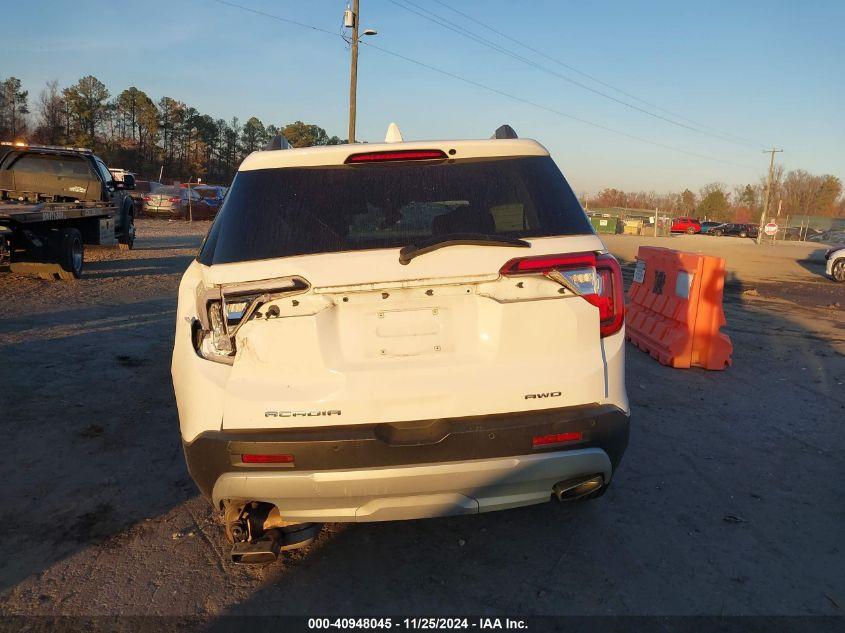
[{"xmin": 182, "ymin": 403, "xmax": 630, "ymax": 500}]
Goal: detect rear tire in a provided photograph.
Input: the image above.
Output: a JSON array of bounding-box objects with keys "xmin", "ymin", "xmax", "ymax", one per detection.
[
  {"xmin": 833, "ymin": 259, "xmax": 845, "ymax": 282},
  {"xmin": 715, "ymin": 230, "xmax": 723, "ymax": 236},
  {"xmin": 117, "ymin": 198, "xmax": 135, "ymax": 250},
  {"xmin": 686, "ymin": 227, "xmax": 695, "ymax": 234},
  {"xmin": 56, "ymin": 228, "xmax": 83, "ymax": 280}
]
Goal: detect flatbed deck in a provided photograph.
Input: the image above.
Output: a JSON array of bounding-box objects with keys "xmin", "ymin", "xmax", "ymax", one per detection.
[{"xmin": 0, "ymin": 200, "xmax": 117, "ymax": 224}]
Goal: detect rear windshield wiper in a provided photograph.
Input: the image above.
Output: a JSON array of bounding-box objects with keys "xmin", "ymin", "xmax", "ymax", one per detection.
[{"xmin": 399, "ymin": 233, "xmax": 531, "ymax": 265}]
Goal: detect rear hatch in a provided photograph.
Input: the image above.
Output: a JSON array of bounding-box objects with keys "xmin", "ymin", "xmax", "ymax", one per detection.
[{"xmin": 195, "ymin": 151, "xmax": 621, "ymax": 430}]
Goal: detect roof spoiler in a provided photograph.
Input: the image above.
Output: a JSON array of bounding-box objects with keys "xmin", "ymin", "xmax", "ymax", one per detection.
[
  {"xmin": 491, "ymin": 125, "xmax": 518, "ymax": 140},
  {"xmin": 264, "ymin": 134, "xmax": 292, "ymax": 151}
]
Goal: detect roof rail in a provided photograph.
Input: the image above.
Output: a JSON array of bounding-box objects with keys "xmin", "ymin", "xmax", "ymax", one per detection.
[
  {"xmin": 491, "ymin": 125, "xmax": 518, "ymax": 140},
  {"xmin": 264, "ymin": 134, "xmax": 291, "ymax": 151}
]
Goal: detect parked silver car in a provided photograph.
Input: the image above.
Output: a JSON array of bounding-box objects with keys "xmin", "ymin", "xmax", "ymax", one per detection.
[{"xmin": 144, "ymin": 186, "xmax": 214, "ymax": 219}]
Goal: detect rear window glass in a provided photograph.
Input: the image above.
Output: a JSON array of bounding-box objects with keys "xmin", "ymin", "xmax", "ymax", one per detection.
[
  {"xmin": 157, "ymin": 186, "xmax": 181, "ymax": 196},
  {"xmin": 199, "ymin": 156, "xmax": 592, "ymax": 266},
  {"xmin": 10, "ymin": 154, "xmax": 92, "ymax": 178}
]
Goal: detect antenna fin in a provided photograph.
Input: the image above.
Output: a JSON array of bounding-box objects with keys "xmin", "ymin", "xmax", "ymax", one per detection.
[
  {"xmin": 264, "ymin": 134, "xmax": 291, "ymax": 151},
  {"xmin": 492, "ymin": 125, "xmax": 518, "ymax": 139},
  {"xmin": 384, "ymin": 123, "xmax": 404, "ymax": 143}
]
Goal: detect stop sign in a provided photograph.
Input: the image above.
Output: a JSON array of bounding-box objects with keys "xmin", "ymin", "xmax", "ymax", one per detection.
[{"xmin": 764, "ymin": 222, "xmax": 778, "ymax": 236}]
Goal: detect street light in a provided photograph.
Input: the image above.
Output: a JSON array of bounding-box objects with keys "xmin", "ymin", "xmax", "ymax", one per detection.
[{"xmin": 345, "ymin": 1, "xmax": 377, "ymax": 143}]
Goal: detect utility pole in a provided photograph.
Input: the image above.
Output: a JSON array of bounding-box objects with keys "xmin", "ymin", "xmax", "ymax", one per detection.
[
  {"xmin": 348, "ymin": 0, "xmax": 360, "ymax": 144},
  {"xmin": 757, "ymin": 147, "xmax": 783, "ymax": 244}
]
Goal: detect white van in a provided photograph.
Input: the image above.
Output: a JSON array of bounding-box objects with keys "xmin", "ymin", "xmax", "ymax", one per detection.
[{"xmin": 172, "ymin": 127, "xmax": 630, "ymax": 563}]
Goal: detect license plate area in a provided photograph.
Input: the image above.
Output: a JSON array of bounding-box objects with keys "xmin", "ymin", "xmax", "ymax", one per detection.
[{"xmin": 373, "ymin": 307, "xmax": 443, "ymax": 357}]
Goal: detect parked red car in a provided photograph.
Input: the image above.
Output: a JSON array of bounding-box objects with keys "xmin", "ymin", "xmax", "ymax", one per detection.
[{"xmin": 671, "ymin": 217, "xmax": 702, "ymax": 234}]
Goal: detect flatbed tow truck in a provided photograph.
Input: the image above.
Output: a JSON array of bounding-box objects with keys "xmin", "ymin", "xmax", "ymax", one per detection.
[{"xmin": 0, "ymin": 141, "xmax": 136, "ymax": 280}]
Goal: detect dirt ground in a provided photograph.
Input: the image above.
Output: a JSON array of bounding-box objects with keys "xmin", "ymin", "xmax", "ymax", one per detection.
[{"xmin": 0, "ymin": 220, "xmax": 842, "ymax": 620}]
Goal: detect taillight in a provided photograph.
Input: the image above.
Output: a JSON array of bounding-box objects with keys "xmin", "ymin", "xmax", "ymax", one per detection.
[
  {"xmin": 143, "ymin": 196, "xmax": 152, "ymax": 202},
  {"xmin": 241, "ymin": 453, "xmax": 294, "ymax": 465},
  {"xmin": 345, "ymin": 149, "xmax": 447, "ymax": 163},
  {"xmin": 532, "ymin": 431, "xmax": 582, "ymax": 447},
  {"xmin": 590, "ymin": 254, "xmax": 625, "ymax": 338},
  {"xmin": 500, "ymin": 251, "xmax": 624, "ymax": 337},
  {"xmin": 500, "ymin": 252, "xmax": 598, "ymax": 295},
  {"xmin": 168, "ymin": 196, "xmax": 181, "ymax": 203}
]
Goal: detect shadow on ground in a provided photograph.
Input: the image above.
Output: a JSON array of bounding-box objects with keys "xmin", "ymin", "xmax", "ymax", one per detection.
[
  {"xmin": 0, "ymin": 246, "xmax": 842, "ymax": 618},
  {"xmin": 796, "ymin": 247, "xmax": 834, "ymax": 280},
  {"xmin": 83, "ymin": 255, "xmax": 195, "ymax": 279}
]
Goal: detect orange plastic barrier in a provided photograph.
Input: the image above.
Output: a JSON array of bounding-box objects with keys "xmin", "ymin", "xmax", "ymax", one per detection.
[{"xmin": 626, "ymin": 246, "xmax": 732, "ymax": 370}]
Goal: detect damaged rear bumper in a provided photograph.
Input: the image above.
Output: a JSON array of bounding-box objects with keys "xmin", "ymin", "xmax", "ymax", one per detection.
[{"xmin": 183, "ymin": 403, "xmax": 629, "ymax": 522}]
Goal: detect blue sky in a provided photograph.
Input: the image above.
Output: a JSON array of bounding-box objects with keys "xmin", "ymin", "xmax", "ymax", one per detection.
[{"xmin": 4, "ymin": 0, "xmax": 843, "ymax": 194}]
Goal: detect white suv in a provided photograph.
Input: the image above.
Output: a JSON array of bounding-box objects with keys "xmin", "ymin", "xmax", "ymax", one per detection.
[{"xmin": 172, "ymin": 128, "xmax": 630, "ymax": 563}]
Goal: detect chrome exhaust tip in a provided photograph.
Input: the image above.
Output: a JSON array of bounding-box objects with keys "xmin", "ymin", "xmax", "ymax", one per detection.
[{"xmin": 553, "ymin": 475, "xmax": 604, "ymax": 501}]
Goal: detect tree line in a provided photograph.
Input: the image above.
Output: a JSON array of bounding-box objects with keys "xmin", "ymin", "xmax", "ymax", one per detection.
[
  {"xmin": 0, "ymin": 75, "xmax": 344, "ymax": 184},
  {"xmin": 2, "ymin": 74, "xmax": 843, "ymax": 219},
  {"xmin": 585, "ymin": 166, "xmax": 845, "ymax": 222}
]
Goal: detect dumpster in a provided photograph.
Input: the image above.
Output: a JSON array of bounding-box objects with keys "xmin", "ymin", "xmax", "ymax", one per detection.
[{"xmin": 590, "ymin": 215, "xmax": 621, "ymax": 234}]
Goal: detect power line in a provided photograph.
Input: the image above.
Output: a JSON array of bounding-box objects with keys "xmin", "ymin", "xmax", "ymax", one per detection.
[
  {"xmin": 389, "ymin": 0, "xmax": 759, "ymax": 149},
  {"xmin": 212, "ymin": 0, "xmax": 337, "ymax": 36},
  {"xmin": 210, "ymin": 0, "xmax": 756, "ymax": 169},
  {"xmin": 429, "ymin": 0, "xmax": 762, "ymax": 148},
  {"xmin": 359, "ymin": 39, "xmax": 756, "ymax": 168}
]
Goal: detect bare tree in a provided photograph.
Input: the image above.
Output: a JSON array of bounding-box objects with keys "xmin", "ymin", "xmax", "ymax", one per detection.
[
  {"xmin": 782, "ymin": 170, "xmax": 843, "ymax": 217},
  {"xmin": 781, "ymin": 169, "xmax": 817, "ymax": 217},
  {"xmin": 34, "ymin": 80, "xmax": 66, "ymax": 144}
]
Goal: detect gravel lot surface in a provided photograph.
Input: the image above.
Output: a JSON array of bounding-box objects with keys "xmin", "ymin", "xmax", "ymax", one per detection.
[{"xmin": 0, "ymin": 221, "xmax": 842, "ymax": 620}]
